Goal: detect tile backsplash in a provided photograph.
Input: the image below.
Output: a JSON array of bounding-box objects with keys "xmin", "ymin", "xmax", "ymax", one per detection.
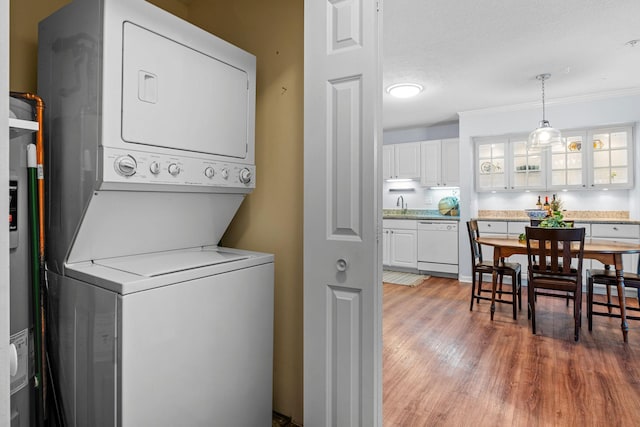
[{"xmin": 383, "ymin": 180, "xmax": 459, "ymax": 210}]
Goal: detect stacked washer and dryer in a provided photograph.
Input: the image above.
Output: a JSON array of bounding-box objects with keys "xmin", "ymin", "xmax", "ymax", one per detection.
[{"xmin": 38, "ymin": 0, "xmax": 273, "ymax": 425}]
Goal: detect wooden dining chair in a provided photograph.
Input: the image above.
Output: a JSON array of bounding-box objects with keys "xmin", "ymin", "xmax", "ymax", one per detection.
[
  {"xmin": 587, "ymin": 257, "xmax": 640, "ymax": 331},
  {"xmin": 466, "ymin": 220, "xmax": 522, "ymax": 319},
  {"xmin": 525, "ymin": 226, "xmax": 586, "ymax": 341}
]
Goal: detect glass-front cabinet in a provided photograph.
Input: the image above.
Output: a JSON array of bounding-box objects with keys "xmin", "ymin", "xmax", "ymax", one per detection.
[
  {"xmin": 549, "ymin": 131, "xmax": 587, "ymax": 190},
  {"xmin": 511, "ymin": 136, "xmax": 545, "ymax": 190},
  {"xmin": 476, "ymin": 138, "xmax": 508, "ymax": 191},
  {"xmin": 474, "ymin": 124, "xmax": 634, "ymax": 192},
  {"xmin": 588, "ymin": 126, "xmax": 633, "ymax": 189}
]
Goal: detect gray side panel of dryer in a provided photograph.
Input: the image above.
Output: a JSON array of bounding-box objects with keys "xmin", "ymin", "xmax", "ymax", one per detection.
[{"xmin": 38, "ymin": 0, "xmax": 102, "ymax": 275}]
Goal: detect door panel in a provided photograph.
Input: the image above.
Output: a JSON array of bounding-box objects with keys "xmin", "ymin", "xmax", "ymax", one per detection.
[{"xmin": 304, "ymin": 0, "xmax": 382, "ymax": 425}]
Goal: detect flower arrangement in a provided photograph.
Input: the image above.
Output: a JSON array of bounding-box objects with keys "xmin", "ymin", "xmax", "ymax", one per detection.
[{"xmin": 539, "ymin": 210, "xmax": 571, "ymax": 228}]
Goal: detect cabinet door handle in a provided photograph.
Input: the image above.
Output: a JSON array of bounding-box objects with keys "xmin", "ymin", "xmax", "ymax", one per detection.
[{"xmin": 613, "ymin": 227, "xmax": 618, "ymax": 231}]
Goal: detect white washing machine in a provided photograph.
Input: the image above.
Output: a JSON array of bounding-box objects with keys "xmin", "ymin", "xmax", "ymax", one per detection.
[
  {"xmin": 47, "ymin": 246, "xmax": 273, "ymax": 426},
  {"xmin": 38, "ymin": 0, "xmax": 273, "ymax": 425}
]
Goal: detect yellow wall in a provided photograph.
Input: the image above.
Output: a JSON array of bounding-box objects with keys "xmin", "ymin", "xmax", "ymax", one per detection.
[
  {"xmin": 10, "ymin": 0, "xmax": 304, "ymax": 423},
  {"xmin": 186, "ymin": 0, "xmax": 304, "ymax": 422},
  {"xmin": 9, "ymin": 0, "xmax": 188, "ymax": 91}
]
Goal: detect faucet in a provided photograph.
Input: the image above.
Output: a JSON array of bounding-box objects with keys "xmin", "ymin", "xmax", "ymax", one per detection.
[{"xmin": 396, "ymin": 195, "xmax": 406, "ymax": 212}]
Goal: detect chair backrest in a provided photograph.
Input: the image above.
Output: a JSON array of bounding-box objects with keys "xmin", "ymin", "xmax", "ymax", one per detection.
[
  {"xmin": 466, "ymin": 220, "xmax": 484, "ymax": 264},
  {"xmin": 525, "ymin": 226, "xmax": 586, "ymax": 278}
]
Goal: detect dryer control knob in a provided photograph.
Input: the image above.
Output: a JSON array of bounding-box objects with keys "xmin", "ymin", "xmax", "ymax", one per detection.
[
  {"xmin": 221, "ymin": 168, "xmax": 229, "ymax": 179},
  {"xmin": 149, "ymin": 161, "xmax": 161, "ymax": 175},
  {"xmin": 168, "ymin": 163, "xmax": 181, "ymax": 176},
  {"xmin": 239, "ymin": 168, "xmax": 252, "ymax": 184},
  {"xmin": 204, "ymin": 167, "xmax": 215, "ymax": 178},
  {"xmin": 115, "ymin": 155, "xmax": 137, "ymax": 177}
]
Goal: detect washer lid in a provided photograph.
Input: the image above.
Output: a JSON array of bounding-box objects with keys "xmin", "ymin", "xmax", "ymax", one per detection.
[{"xmin": 93, "ymin": 249, "xmax": 248, "ymax": 277}]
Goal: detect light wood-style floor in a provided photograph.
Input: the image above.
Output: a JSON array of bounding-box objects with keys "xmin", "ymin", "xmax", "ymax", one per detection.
[{"xmin": 383, "ymin": 277, "xmax": 640, "ymax": 427}]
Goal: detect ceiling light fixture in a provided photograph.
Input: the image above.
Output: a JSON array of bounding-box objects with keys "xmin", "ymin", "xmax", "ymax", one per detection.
[
  {"xmin": 527, "ymin": 73, "xmax": 563, "ymax": 151},
  {"xmin": 386, "ymin": 83, "xmax": 423, "ymax": 98}
]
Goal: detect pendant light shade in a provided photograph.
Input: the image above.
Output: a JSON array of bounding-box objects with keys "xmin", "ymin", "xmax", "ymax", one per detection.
[{"xmin": 527, "ymin": 74, "xmax": 562, "ymax": 151}]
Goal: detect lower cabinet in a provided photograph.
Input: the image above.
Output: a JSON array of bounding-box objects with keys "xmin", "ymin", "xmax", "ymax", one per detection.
[{"xmin": 383, "ymin": 219, "xmax": 417, "ymax": 269}]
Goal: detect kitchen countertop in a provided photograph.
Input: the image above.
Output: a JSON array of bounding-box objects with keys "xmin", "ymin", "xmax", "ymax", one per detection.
[
  {"xmin": 383, "ymin": 209, "xmax": 460, "ymax": 221},
  {"xmin": 475, "ymin": 210, "xmax": 640, "ymax": 225}
]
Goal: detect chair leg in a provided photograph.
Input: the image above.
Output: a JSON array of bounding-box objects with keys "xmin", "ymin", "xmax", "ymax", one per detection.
[
  {"xmin": 470, "ymin": 272, "xmax": 477, "ymax": 311},
  {"xmin": 528, "ymin": 283, "xmax": 536, "ymax": 334},
  {"xmin": 477, "ymin": 274, "xmax": 483, "ymax": 304},
  {"xmin": 574, "ymin": 286, "xmax": 582, "ymax": 342},
  {"xmin": 511, "ymin": 272, "xmax": 517, "ymax": 320},
  {"xmin": 606, "ymin": 284, "xmax": 612, "ymax": 314},
  {"xmin": 587, "ymin": 276, "xmax": 593, "ymax": 332},
  {"xmin": 518, "ymin": 274, "xmax": 522, "ymax": 311}
]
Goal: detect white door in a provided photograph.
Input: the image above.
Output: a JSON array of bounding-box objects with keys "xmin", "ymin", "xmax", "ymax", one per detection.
[
  {"xmin": 304, "ymin": 0, "xmax": 382, "ymax": 425},
  {"xmin": 1, "ymin": 0, "xmax": 11, "ymax": 422}
]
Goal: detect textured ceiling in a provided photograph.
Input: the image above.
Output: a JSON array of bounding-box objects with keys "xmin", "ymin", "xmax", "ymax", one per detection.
[{"xmin": 383, "ymin": 0, "xmax": 640, "ymax": 130}]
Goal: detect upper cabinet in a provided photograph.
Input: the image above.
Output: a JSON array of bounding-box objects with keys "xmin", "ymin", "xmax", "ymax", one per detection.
[
  {"xmin": 510, "ymin": 136, "xmax": 545, "ymax": 190},
  {"xmin": 475, "ymin": 124, "xmax": 635, "ymax": 192},
  {"xmin": 475, "ymin": 138, "xmax": 508, "ymax": 191},
  {"xmin": 548, "ymin": 130, "xmax": 587, "ymax": 190},
  {"xmin": 588, "ymin": 126, "xmax": 633, "ymax": 189},
  {"xmin": 420, "ymin": 138, "xmax": 459, "ymax": 187},
  {"xmin": 383, "ymin": 142, "xmax": 421, "ymax": 180}
]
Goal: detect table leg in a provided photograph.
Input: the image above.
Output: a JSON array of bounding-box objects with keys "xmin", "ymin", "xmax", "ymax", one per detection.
[
  {"xmin": 614, "ymin": 254, "xmax": 629, "ymax": 343},
  {"xmin": 490, "ymin": 251, "xmax": 499, "ymax": 321}
]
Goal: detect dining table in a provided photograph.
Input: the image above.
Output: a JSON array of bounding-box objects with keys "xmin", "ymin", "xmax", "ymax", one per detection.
[{"xmin": 476, "ymin": 235, "xmax": 640, "ymax": 342}]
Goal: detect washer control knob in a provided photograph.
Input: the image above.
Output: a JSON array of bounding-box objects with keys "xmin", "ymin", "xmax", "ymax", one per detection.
[
  {"xmin": 168, "ymin": 163, "xmax": 181, "ymax": 176},
  {"xmin": 149, "ymin": 161, "xmax": 161, "ymax": 175},
  {"xmin": 239, "ymin": 168, "xmax": 252, "ymax": 184},
  {"xmin": 204, "ymin": 167, "xmax": 215, "ymax": 178},
  {"xmin": 114, "ymin": 155, "xmax": 137, "ymax": 177},
  {"xmin": 221, "ymin": 168, "xmax": 229, "ymax": 179}
]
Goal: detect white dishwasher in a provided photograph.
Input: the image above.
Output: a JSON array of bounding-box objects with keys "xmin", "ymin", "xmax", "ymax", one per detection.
[{"xmin": 417, "ymin": 221, "xmax": 459, "ymax": 275}]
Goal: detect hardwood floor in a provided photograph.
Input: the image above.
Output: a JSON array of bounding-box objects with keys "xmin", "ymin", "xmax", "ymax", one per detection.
[{"xmin": 383, "ymin": 277, "xmax": 640, "ymax": 426}]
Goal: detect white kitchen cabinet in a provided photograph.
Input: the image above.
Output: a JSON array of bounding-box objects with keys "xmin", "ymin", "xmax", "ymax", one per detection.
[
  {"xmin": 382, "ymin": 228, "xmax": 390, "ymax": 265},
  {"xmin": 382, "ymin": 145, "xmax": 394, "ymax": 180},
  {"xmin": 590, "ymin": 223, "xmax": 639, "ymax": 271},
  {"xmin": 383, "ymin": 142, "xmax": 420, "ymax": 180},
  {"xmin": 476, "ymin": 124, "xmax": 635, "ymax": 192},
  {"xmin": 476, "ymin": 220, "xmax": 508, "ymax": 267},
  {"xmin": 589, "ymin": 223, "xmax": 639, "ymax": 297},
  {"xmin": 510, "ymin": 137, "xmax": 545, "ymax": 190},
  {"xmin": 588, "ymin": 126, "xmax": 634, "ymax": 189},
  {"xmin": 475, "ymin": 138, "xmax": 508, "ymax": 191},
  {"xmin": 548, "ymin": 130, "xmax": 588, "ymax": 190},
  {"xmin": 420, "ymin": 138, "xmax": 459, "ymax": 187},
  {"xmin": 383, "ymin": 219, "xmax": 417, "ymax": 269}
]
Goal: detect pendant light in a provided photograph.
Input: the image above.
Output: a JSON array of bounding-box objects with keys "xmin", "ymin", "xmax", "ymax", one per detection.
[{"xmin": 527, "ymin": 73, "xmax": 562, "ymax": 151}]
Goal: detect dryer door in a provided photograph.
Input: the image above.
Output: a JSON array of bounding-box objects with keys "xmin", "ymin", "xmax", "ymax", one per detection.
[{"xmin": 121, "ymin": 22, "xmax": 249, "ymax": 158}]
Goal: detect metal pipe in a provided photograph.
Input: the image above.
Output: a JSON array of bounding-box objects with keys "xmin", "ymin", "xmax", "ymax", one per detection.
[{"xmin": 27, "ymin": 144, "xmax": 44, "ymax": 427}]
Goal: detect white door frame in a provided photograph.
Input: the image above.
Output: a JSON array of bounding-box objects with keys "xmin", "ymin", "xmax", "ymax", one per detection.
[
  {"xmin": 1, "ymin": 0, "xmax": 11, "ymax": 422},
  {"xmin": 303, "ymin": 0, "xmax": 383, "ymax": 425}
]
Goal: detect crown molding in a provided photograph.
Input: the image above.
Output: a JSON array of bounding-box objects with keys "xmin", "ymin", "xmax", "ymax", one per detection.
[{"xmin": 458, "ymin": 87, "xmax": 640, "ymax": 117}]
